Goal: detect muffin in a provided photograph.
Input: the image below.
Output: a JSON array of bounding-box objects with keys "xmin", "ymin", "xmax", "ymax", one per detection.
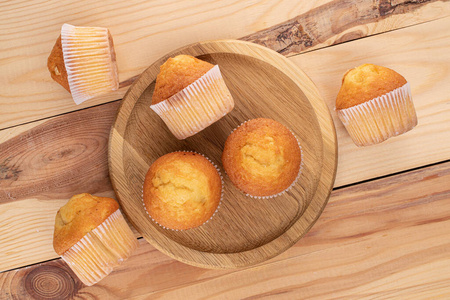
[
  {"xmin": 150, "ymin": 55, "xmax": 234, "ymax": 140},
  {"xmin": 53, "ymin": 193, "xmax": 138, "ymax": 286},
  {"xmin": 47, "ymin": 23, "xmax": 119, "ymax": 105},
  {"xmin": 222, "ymin": 118, "xmax": 302, "ymax": 198},
  {"xmin": 336, "ymin": 63, "xmax": 417, "ymax": 146},
  {"xmin": 143, "ymin": 151, "xmax": 222, "ymax": 230}
]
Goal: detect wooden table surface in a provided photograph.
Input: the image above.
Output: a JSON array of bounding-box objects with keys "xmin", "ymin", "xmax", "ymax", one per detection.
[{"xmin": 1, "ymin": 1, "xmax": 450, "ymax": 299}]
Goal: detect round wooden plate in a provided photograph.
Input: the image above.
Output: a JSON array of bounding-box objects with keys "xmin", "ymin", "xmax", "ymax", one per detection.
[{"xmin": 109, "ymin": 40, "xmax": 337, "ymax": 268}]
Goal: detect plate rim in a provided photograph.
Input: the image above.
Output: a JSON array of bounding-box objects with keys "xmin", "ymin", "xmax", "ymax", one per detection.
[{"xmin": 108, "ymin": 39, "xmax": 338, "ymax": 268}]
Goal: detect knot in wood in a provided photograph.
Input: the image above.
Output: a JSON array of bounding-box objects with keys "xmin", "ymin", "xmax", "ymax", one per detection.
[
  {"xmin": 24, "ymin": 265, "xmax": 79, "ymax": 300},
  {"xmin": 275, "ymin": 21, "xmax": 313, "ymax": 55}
]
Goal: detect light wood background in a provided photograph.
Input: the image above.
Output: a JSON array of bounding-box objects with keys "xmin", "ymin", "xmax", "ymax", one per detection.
[{"xmin": 0, "ymin": 0, "xmax": 450, "ymax": 298}]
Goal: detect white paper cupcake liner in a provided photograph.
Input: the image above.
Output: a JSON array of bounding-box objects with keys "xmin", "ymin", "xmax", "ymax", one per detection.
[
  {"xmin": 60, "ymin": 209, "xmax": 138, "ymax": 286},
  {"xmin": 142, "ymin": 151, "xmax": 223, "ymax": 231},
  {"xmin": 150, "ymin": 65, "xmax": 234, "ymax": 140},
  {"xmin": 225, "ymin": 120, "xmax": 303, "ymax": 199},
  {"xmin": 337, "ymin": 82, "xmax": 417, "ymax": 147},
  {"xmin": 61, "ymin": 23, "xmax": 119, "ymax": 105}
]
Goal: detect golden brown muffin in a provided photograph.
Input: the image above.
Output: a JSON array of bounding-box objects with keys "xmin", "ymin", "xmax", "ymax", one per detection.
[
  {"xmin": 48, "ymin": 24, "xmax": 119, "ymax": 105},
  {"xmin": 53, "ymin": 193, "xmax": 119, "ymax": 255},
  {"xmin": 143, "ymin": 152, "xmax": 222, "ymax": 230},
  {"xmin": 222, "ymin": 118, "xmax": 302, "ymax": 198},
  {"xmin": 53, "ymin": 193, "xmax": 138, "ymax": 286},
  {"xmin": 47, "ymin": 36, "xmax": 70, "ymax": 92},
  {"xmin": 336, "ymin": 63, "xmax": 417, "ymax": 146},
  {"xmin": 150, "ymin": 55, "xmax": 234, "ymax": 140},
  {"xmin": 336, "ymin": 64, "xmax": 407, "ymax": 109},
  {"xmin": 151, "ymin": 55, "xmax": 214, "ymax": 104}
]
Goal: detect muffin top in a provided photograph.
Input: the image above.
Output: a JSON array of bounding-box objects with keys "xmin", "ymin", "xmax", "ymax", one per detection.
[
  {"xmin": 222, "ymin": 118, "xmax": 301, "ymax": 197},
  {"xmin": 143, "ymin": 152, "xmax": 222, "ymax": 230},
  {"xmin": 53, "ymin": 193, "xmax": 119, "ymax": 255},
  {"xmin": 336, "ymin": 63, "xmax": 407, "ymax": 110},
  {"xmin": 151, "ymin": 55, "xmax": 214, "ymax": 105}
]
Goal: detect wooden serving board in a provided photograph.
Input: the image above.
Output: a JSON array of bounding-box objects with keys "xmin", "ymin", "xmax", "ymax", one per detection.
[{"xmin": 109, "ymin": 40, "xmax": 337, "ymax": 268}]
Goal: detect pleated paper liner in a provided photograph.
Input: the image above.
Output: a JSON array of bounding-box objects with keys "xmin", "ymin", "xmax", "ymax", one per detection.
[
  {"xmin": 61, "ymin": 23, "xmax": 119, "ymax": 105},
  {"xmin": 142, "ymin": 151, "xmax": 223, "ymax": 231},
  {"xmin": 60, "ymin": 209, "xmax": 138, "ymax": 286},
  {"xmin": 150, "ymin": 65, "xmax": 234, "ymax": 140},
  {"xmin": 337, "ymin": 82, "xmax": 417, "ymax": 147}
]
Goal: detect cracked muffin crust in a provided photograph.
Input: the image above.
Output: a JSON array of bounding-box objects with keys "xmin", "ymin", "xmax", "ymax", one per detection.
[
  {"xmin": 53, "ymin": 193, "xmax": 138, "ymax": 286},
  {"xmin": 336, "ymin": 63, "xmax": 407, "ymax": 109},
  {"xmin": 335, "ymin": 63, "xmax": 417, "ymax": 146},
  {"xmin": 143, "ymin": 152, "xmax": 222, "ymax": 230},
  {"xmin": 222, "ymin": 118, "xmax": 302, "ymax": 198},
  {"xmin": 151, "ymin": 55, "xmax": 214, "ymax": 105},
  {"xmin": 150, "ymin": 54, "xmax": 234, "ymax": 140},
  {"xmin": 53, "ymin": 193, "xmax": 119, "ymax": 255}
]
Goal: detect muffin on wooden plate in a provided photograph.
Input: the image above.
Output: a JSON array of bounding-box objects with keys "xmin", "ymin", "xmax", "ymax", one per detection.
[
  {"xmin": 143, "ymin": 151, "xmax": 222, "ymax": 230},
  {"xmin": 150, "ymin": 55, "xmax": 234, "ymax": 140},
  {"xmin": 222, "ymin": 118, "xmax": 302, "ymax": 198},
  {"xmin": 47, "ymin": 23, "xmax": 119, "ymax": 105},
  {"xmin": 53, "ymin": 193, "xmax": 138, "ymax": 286},
  {"xmin": 336, "ymin": 63, "xmax": 417, "ymax": 146}
]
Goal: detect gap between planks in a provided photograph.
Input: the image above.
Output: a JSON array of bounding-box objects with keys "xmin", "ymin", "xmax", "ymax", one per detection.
[{"xmin": 334, "ymin": 158, "xmax": 450, "ymax": 191}]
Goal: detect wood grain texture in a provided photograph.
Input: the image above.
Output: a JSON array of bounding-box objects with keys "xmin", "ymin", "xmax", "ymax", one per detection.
[
  {"xmin": 0, "ymin": 102, "xmax": 119, "ymax": 204},
  {"xmin": 0, "ymin": 101, "xmax": 138, "ymax": 272},
  {"xmin": 2, "ymin": 160, "xmax": 449, "ymax": 299},
  {"xmin": 292, "ymin": 16, "xmax": 450, "ymax": 187},
  {"xmin": 242, "ymin": 0, "xmax": 450, "ymax": 56},
  {"xmin": 1, "ymin": 16, "xmax": 449, "ymax": 273},
  {"xmin": 1, "ymin": 0, "xmax": 449, "ymax": 129},
  {"xmin": 109, "ymin": 40, "xmax": 337, "ymax": 268}
]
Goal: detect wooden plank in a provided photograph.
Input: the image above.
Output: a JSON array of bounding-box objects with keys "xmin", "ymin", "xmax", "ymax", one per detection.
[
  {"xmin": 1, "ymin": 160, "xmax": 449, "ymax": 299},
  {"xmin": 0, "ymin": 101, "xmax": 119, "ymax": 205},
  {"xmin": 243, "ymin": 0, "xmax": 450, "ymax": 56},
  {"xmin": 1, "ymin": 0, "xmax": 449, "ymax": 129},
  {"xmin": 0, "ymin": 101, "xmax": 139, "ymax": 272},
  {"xmin": 1, "ymin": 16, "xmax": 449, "ymax": 273},
  {"xmin": 291, "ymin": 16, "xmax": 450, "ymax": 187}
]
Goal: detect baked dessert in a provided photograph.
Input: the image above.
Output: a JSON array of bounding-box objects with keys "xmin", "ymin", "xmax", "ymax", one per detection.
[
  {"xmin": 47, "ymin": 23, "xmax": 119, "ymax": 105},
  {"xmin": 222, "ymin": 118, "xmax": 302, "ymax": 198},
  {"xmin": 53, "ymin": 193, "xmax": 138, "ymax": 286},
  {"xmin": 143, "ymin": 151, "xmax": 222, "ymax": 230},
  {"xmin": 48, "ymin": 35, "xmax": 70, "ymax": 92},
  {"xmin": 150, "ymin": 55, "xmax": 234, "ymax": 139},
  {"xmin": 336, "ymin": 63, "xmax": 417, "ymax": 146}
]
